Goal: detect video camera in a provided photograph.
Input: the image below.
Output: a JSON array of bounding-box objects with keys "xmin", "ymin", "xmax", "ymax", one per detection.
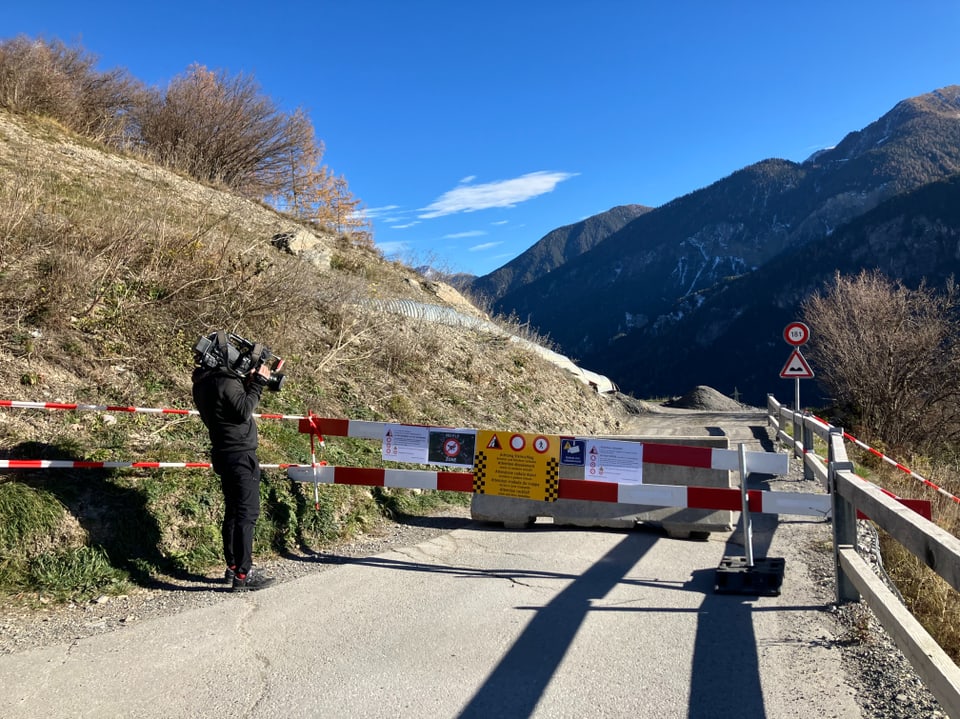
[{"xmin": 193, "ymin": 331, "xmax": 286, "ymax": 392}]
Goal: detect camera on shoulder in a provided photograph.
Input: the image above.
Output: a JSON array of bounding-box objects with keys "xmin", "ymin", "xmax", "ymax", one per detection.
[{"xmin": 193, "ymin": 331, "xmax": 286, "ymax": 392}]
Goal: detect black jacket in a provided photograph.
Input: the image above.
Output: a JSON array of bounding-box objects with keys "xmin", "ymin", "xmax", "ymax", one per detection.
[{"xmin": 192, "ymin": 366, "xmax": 266, "ymax": 454}]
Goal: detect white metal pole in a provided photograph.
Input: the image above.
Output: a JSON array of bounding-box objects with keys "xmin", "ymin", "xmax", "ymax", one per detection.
[{"xmin": 739, "ymin": 442, "xmax": 754, "ymax": 568}]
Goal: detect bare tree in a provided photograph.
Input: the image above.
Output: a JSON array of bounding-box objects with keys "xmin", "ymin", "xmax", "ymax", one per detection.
[
  {"xmin": 802, "ymin": 270, "xmax": 960, "ymax": 449},
  {"xmin": 136, "ymin": 64, "xmax": 314, "ymax": 198},
  {"xmin": 0, "ymin": 36, "xmax": 143, "ymax": 145},
  {"xmin": 0, "ymin": 38, "xmax": 372, "ymax": 245},
  {"xmin": 268, "ymin": 126, "xmax": 371, "ymax": 244}
]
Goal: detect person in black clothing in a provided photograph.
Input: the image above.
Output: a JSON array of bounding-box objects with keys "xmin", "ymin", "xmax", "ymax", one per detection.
[{"xmin": 192, "ymin": 333, "xmax": 276, "ymax": 592}]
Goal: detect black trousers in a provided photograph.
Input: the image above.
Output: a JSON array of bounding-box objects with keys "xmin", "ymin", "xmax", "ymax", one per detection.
[{"xmin": 211, "ymin": 449, "xmax": 261, "ymax": 575}]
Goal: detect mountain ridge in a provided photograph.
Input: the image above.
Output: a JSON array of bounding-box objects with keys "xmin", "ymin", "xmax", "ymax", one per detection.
[
  {"xmin": 468, "ymin": 203, "xmax": 651, "ymax": 302},
  {"xmin": 484, "ymin": 85, "xmax": 960, "ymax": 404}
]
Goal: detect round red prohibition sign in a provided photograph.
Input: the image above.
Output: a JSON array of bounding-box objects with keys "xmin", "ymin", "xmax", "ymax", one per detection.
[
  {"xmin": 783, "ymin": 322, "xmax": 810, "ymax": 346},
  {"xmin": 533, "ymin": 436, "xmax": 550, "ymax": 454},
  {"xmin": 509, "ymin": 434, "xmax": 526, "ymax": 452},
  {"xmin": 443, "ymin": 438, "xmax": 462, "ymax": 458}
]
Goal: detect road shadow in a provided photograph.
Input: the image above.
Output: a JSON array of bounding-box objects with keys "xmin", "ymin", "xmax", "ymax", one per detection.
[
  {"xmin": 456, "ymin": 530, "xmax": 660, "ymax": 718},
  {"xmin": 687, "ymin": 479, "xmax": 779, "ymax": 718}
]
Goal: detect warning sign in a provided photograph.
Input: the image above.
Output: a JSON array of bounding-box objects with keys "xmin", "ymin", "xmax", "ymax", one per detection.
[
  {"xmin": 427, "ymin": 431, "xmax": 476, "ymax": 466},
  {"xmin": 474, "ymin": 430, "xmax": 560, "ymax": 501},
  {"xmin": 560, "ymin": 437, "xmax": 586, "ymax": 466},
  {"xmin": 780, "ymin": 348, "xmax": 814, "ymax": 378},
  {"xmin": 584, "ymin": 438, "xmax": 643, "ymax": 484},
  {"xmin": 382, "ymin": 424, "xmax": 477, "ymax": 467}
]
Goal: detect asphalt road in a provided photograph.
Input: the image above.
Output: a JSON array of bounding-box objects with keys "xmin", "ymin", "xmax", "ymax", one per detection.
[{"xmin": 0, "ymin": 408, "xmax": 867, "ymax": 718}]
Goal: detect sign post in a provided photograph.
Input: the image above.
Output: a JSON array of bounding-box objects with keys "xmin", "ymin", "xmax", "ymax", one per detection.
[{"xmin": 780, "ymin": 322, "xmax": 813, "ymax": 413}]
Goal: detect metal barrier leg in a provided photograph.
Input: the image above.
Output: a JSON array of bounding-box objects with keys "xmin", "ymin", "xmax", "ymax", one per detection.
[
  {"xmin": 740, "ymin": 442, "xmax": 754, "ymax": 568},
  {"xmin": 714, "ymin": 443, "xmax": 784, "ymax": 596}
]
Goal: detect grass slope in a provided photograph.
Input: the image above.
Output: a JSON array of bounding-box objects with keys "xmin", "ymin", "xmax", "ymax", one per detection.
[{"xmin": 0, "ymin": 111, "xmax": 629, "ymax": 604}]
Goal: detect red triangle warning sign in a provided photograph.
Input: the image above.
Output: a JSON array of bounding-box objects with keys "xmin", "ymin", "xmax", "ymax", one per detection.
[
  {"xmin": 486, "ymin": 434, "xmax": 502, "ymax": 450},
  {"xmin": 780, "ymin": 348, "xmax": 814, "ymax": 378}
]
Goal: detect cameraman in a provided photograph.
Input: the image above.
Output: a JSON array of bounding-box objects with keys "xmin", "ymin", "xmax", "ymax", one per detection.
[{"xmin": 192, "ymin": 334, "xmax": 276, "ymax": 592}]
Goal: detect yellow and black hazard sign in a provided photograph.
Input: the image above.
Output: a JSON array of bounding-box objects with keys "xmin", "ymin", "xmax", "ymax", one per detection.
[{"xmin": 473, "ymin": 430, "xmax": 560, "ymax": 501}]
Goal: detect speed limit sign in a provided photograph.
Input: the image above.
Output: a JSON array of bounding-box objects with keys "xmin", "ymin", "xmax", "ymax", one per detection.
[{"xmin": 784, "ymin": 322, "xmax": 810, "ymax": 346}]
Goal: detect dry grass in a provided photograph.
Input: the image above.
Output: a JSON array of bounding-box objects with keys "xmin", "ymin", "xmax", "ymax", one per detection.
[
  {"xmin": 850, "ymin": 444, "xmax": 960, "ymax": 662},
  {"xmin": 0, "ymin": 109, "xmax": 630, "ymax": 600}
]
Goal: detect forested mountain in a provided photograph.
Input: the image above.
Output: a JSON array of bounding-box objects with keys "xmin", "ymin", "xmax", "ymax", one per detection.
[
  {"xmin": 486, "ymin": 86, "xmax": 960, "ymax": 404},
  {"xmin": 604, "ymin": 174, "xmax": 960, "ymax": 404},
  {"xmin": 467, "ymin": 204, "xmax": 650, "ymax": 302}
]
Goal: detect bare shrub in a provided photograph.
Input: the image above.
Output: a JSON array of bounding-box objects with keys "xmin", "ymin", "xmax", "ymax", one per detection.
[
  {"xmin": 802, "ymin": 270, "xmax": 960, "ymax": 450},
  {"xmin": 0, "ymin": 36, "xmax": 143, "ymax": 145},
  {"xmin": 136, "ymin": 65, "xmax": 314, "ymax": 198}
]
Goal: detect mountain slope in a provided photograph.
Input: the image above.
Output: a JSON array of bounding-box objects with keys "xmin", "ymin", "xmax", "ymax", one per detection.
[
  {"xmin": 490, "ymin": 86, "xmax": 960, "ymax": 398},
  {"xmin": 0, "ymin": 110, "xmax": 630, "ymax": 597},
  {"xmin": 468, "ymin": 204, "xmax": 651, "ymax": 302},
  {"xmin": 0, "ymin": 110, "xmax": 627, "ymax": 437},
  {"xmin": 602, "ymin": 173, "xmax": 960, "ymax": 404}
]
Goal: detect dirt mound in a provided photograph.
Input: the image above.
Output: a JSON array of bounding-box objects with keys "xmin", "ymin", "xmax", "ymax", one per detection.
[{"xmin": 664, "ymin": 386, "xmax": 746, "ymax": 411}]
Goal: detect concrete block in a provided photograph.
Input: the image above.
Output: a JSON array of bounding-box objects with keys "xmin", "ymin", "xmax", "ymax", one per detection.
[{"xmin": 470, "ymin": 436, "xmax": 734, "ymax": 537}]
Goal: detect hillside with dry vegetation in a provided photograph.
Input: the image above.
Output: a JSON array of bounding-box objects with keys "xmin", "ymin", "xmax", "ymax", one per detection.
[{"xmin": 0, "ymin": 109, "xmax": 632, "ymax": 603}]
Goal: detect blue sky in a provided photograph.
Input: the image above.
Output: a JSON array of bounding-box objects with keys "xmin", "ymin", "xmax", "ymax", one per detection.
[{"xmin": 5, "ymin": 2, "xmax": 960, "ymax": 276}]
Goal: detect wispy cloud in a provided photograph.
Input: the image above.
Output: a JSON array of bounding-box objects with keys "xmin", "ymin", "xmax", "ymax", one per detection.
[
  {"xmin": 443, "ymin": 230, "xmax": 486, "ymax": 239},
  {"xmin": 419, "ymin": 171, "xmax": 578, "ymax": 219},
  {"xmin": 365, "ymin": 204, "xmax": 401, "ymax": 219},
  {"xmin": 469, "ymin": 241, "xmax": 502, "ymax": 252},
  {"xmin": 376, "ymin": 240, "xmax": 409, "ymax": 256},
  {"xmin": 490, "ymin": 220, "xmax": 509, "ymax": 226},
  {"xmin": 391, "ymin": 221, "xmax": 421, "ymax": 229}
]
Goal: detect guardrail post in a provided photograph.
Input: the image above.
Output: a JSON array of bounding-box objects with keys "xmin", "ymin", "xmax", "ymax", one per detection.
[
  {"xmin": 802, "ymin": 412, "xmax": 814, "ymax": 481},
  {"xmin": 828, "ymin": 427, "xmax": 859, "ymax": 604}
]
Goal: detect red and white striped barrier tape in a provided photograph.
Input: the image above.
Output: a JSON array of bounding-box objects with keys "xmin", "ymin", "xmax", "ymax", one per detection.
[
  {"xmin": 0, "ymin": 399, "xmax": 304, "ymax": 421},
  {"xmin": 811, "ymin": 415, "xmax": 960, "ymax": 506},
  {"xmin": 0, "ymin": 459, "xmax": 314, "ymax": 470},
  {"xmin": 843, "ymin": 431, "xmax": 960, "ymax": 505},
  {"xmin": 786, "ymin": 447, "xmax": 932, "ymax": 520},
  {"xmin": 286, "ymin": 465, "xmax": 830, "ymax": 517}
]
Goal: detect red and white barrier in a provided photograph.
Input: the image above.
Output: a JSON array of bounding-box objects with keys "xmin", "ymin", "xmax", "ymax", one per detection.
[
  {"xmin": 286, "ymin": 465, "xmax": 830, "ymax": 517},
  {"xmin": 296, "ymin": 417, "xmax": 790, "ymax": 476},
  {"xmin": 0, "ymin": 400, "xmax": 787, "ymax": 475},
  {"xmin": 2, "ymin": 397, "xmax": 831, "ymax": 520}
]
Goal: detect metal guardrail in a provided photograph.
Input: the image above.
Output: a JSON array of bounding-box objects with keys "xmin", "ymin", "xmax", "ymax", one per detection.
[{"xmin": 766, "ymin": 394, "xmax": 960, "ymax": 717}]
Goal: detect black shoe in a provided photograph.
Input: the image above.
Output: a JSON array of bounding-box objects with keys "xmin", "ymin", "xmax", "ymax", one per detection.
[
  {"xmin": 224, "ymin": 566, "xmax": 237, "ymax": 584},
  {"xmin": 232, "ymin": 569, "xmax": 276, "ymax": 592}
]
